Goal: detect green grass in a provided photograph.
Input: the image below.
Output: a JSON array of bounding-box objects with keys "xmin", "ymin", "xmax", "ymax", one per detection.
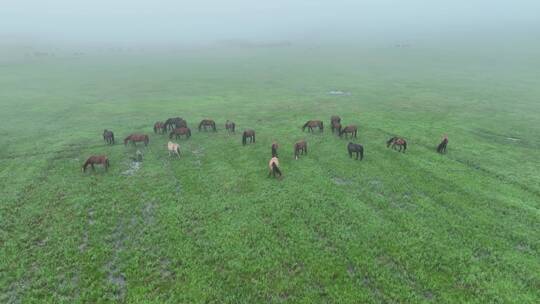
[{"xmin": 1, "ymin": 45, "xmax": 539, "ymax": 303}]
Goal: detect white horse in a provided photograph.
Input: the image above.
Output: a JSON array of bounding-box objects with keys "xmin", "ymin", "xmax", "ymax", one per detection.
[{"xmin": 168, "ymin": 141, "xmax": 181, "ymax": 158}]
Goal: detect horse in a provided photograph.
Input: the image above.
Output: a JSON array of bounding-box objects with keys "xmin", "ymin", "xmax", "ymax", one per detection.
[
  {"xmin": 268, "ymin": 157, "xmax": 282, "ymax": 178},
  {"xmin": 347, "ymin": 142, "xmax": 364, "ymax": 160},
  {"xmin": 199, "ymin": 119, "xmax": 216, "ymax": 132},
  {"xmin": 124, "ymin": 134, "xmax": 149, "ymax": 146},
  {"xmin": 331, "ymin": 121, "xmax": 342, "ymax": 134},
  {"xmin": 331, "ymin": 115, "xmax": 341, "ymax": 124},
  {"xmin": 103, "ymin": 129, "xmax": 114, "ymax": 144},
  {"xmin": 82, "ymin": 155, "xmax": 109, "ymax": 172},
  {"xmin": 242, "ymin": 129, "xmax": 255, "ymax": 145},
  {"xmin": 153, "ymin": 121, "xmax": 165, "ymax": 134},
  {"xmin": 164, "ymin": 117, "xmax": 186, "ymax": 131},
  {"xmin": 225, "ymin": 120, "xmax": 236, "ymax": 133},
  {"xmin": 339, "ymin": 125, "xmax": 357, "ymax": 138},
  {"xmin": 302, "ymin": 120, "xmax": 324, "ymax": 132},
  {"xmin": 294, "ymin": 140, "xmax": 307, "ymax": 160},
  {"xmin": 437, "ymin": 135, "xmax": 448, "ymax": 154},
  {"xmin": 387, "ymin": 136, "xmax": 407, "ymax": 152},
  {"xmin": 168, "ymin": 141, "xmax": 181, "ymax": 158},
  {"xmin": 169, "ymin": 127, "xmax": 191, "ymax": 139}
]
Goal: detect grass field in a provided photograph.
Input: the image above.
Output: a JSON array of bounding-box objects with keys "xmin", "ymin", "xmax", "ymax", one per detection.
[{"xmin": 1, "ymin": 44, "xmax": 539, "ymax": 303}]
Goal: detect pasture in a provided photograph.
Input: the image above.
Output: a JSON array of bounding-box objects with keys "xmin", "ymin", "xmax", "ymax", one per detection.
[{"xmin": 1, "ymin": 44, "xmax": 539, "ymax": 303}]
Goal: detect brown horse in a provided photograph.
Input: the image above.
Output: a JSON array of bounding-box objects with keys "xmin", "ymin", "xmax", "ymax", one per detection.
[
  {"xmin": 225, "ymin": 120, "xmax": 236, "ymax": 133},
  {"xmin": 242, "ymin": 129, "xmax": 255, "ymax": 145},
  {"xmin": 387, "ymin": 136, "xmax": 407, "ymax": 152},
  {"xmin": 124, "ymin": 134, "xmax": 149, "ymax": 146},
  {"xmin": 153, "ymin": 121, "xmax": 165, "ymax": 134},
  {"xmin": 331, "ymin": 121, "xmax": 342, "ymax": 134},
  {"xmin": 164, "ymin": 117, "xmax": 187, "ymax": 130},
  {"xmin": 103, "ymin": 129, "xmax": 114, "ymax": 144},
  {"xmin": 294, "ymin": 140, "xmax": 307, "ymax": 160},
  {"xmin": 169, "ymin": 127, "xmax": 191, "ymax": 139},
  {"xmin": 339, "ymin": 125, "xmax": 357, "ymax": 138},
  {"xmin": 271, "ymin": 142, "xmax": 279, "ymax": 157},
  {"xmin": 437, "ymin": 135, "xmax": 448, "ymax": 153},
  {"xmin": 199, "ymin": 119, "xmax": 216, "ymax": 131},
  {"xmin": 302, "ymin": 120, "xmax": 324, "ymax": 132},
  {"xmin": 331, "ymin": 115, "xmax": 341, "ymax": 124},
  {"xmin": 82, "ymin": 155, "xmax": 109, "ymax": 172}
]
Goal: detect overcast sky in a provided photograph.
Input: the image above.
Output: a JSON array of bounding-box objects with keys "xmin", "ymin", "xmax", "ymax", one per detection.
[{"xmin": 2, "ymin": 0, "xmax": 539, "ymax": 45}]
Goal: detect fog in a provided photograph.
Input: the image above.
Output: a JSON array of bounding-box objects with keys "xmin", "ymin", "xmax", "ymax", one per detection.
[{"xmin": 2, "ymin": 0, "xmax": 539, "ymax": 47}]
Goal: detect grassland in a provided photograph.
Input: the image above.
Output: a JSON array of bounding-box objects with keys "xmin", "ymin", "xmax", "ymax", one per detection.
[{"xmin": 1, "ymin": 44, "xmax": 539, "ymax": 303}]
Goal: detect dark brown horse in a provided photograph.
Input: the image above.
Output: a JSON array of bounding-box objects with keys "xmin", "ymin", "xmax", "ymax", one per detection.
[
  {"xmin": 437, "ymin": 135, "xmax": 448, "ymax": 153},
  {"xmin": 271, "ymin": 142, "xmax": 279, "ymax": 157},
  {"xmin": 347, "ymin": 142, "xmax": 364, "ymax": 160},
  {"xmin": 387, "ymin": 136, "xmax": 407, "ymax": 152},
  {"xmin": 331, "ymin": 115, "xmax": 341, "ymax": 124},
  {"xmin": 153, "ymin": 121, "xmax": 165, "ymax": 134},
  {"xmin": 339, "ymin": 125, "xmax": 357, "ymax": 138},
  {"xmin": 225, "ymin": 120, "xmax": 236, "ymax": 133},
  {"xmin": 103, "ymin": 129, "xmax": 114, "ymax": 144},
  {"xmin": 302, "ymin": 120, "xmax": 324, "ymax": 132},
  {"xmin": 199, "ymin": 119, "xmax": 216, "ymax": 131},
  {"xmin": 82, "ymin": 155, "xmax": 109, "ymax": 172},
  {"xmin": 242, "ymin": 129, "xmax": 255, "ymax": 145},
  {"xmin": 164, "ymin": 117, "xmax": 187, "ymax": 130},
  {"xmin": 331, "ymin": 121, "xmax": 342, "ymax": 134},
  {"xmin": 124, "ymin": 134, "xmax": 149, "ymax": 146},
  {"xmin": 169, "ymin": 127, "xmax": 191, "ymax": 139},
  {"xmin": 294, "ymin": 140, "xmax": 307, "ymax": 160}
]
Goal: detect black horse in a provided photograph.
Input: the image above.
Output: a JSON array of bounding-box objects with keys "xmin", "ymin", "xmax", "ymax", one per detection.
[
  {"xmin": 164, "ymin": 117, "xmax": 187, "ymax": 131},
  {"xmin": 242, "ymin": 129, "xmax": 255, "ymax": 145},
  {"xmin": 347, "ymin": 142, "xmax": 364, "ymax": 160},
  {"xmin": 103, "ymin": 129, "xmax": 114, "ymax": 144}
]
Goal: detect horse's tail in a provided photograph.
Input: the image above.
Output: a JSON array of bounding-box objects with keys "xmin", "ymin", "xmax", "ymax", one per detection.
[
  {"xmin": 111, "ymin": 133, "xmax": 114, "ymax": 144},
  {"xmin": 242, "ymin": 133, "xmax": 247, "ymax": 145},
  {"xmin": 177, "ymin": 146, "xmax": 181, "ymax": 155},
  {"xmin": 403, "ymin": 141, "xmax": 407, "ymax": 152},
  {"xmin": 212, "ymin": 122, "xmax": 216, "ymax": 131},
  {"xmin": 188, "ymin": 128, "xmax": 192, "ymax": 137},
  {"xmin": 359, "ymin": 146, "xmax": 364, "ymax": 160},
  {"xmin": 252, "ymin": 133, "xmax": 255, "ymax": 143},
  {"xmin": 386, "ymin": 137, "xmax": 395, "ymax": 147},
  {"xmin": 145, "ymin": 135, "xmax": 149, "ymax": 145},
  {"xmin": 105, "ymin": 158, "xmax": 110, "ymax": 170},
  {"xmin": 232, "ymin": 123, "xmax": 235, "ymax": 132},
  {"xmin": 320, "ymin": 121, "xmax": 324, "ymax": 131}
]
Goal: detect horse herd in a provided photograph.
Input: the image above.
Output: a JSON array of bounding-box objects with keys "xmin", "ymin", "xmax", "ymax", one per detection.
[{"xmin": 83, "ymin": 116, "xmax": 450, "ymax": 178}]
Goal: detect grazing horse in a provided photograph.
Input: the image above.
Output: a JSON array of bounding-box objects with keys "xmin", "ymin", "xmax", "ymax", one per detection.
[
  {"xmin": 339, "ymin": 125, "xmax": 357, "ymax": 138},
  {"xmin": 331, "ymin": 121, "xmax": 342, "ymax": 134},
  {"xmin": 124, "ymin": 134, "xmax": 149, "ymax": 146},
  {"xmin": 331, "ymin": 115, "xmax": 341, "ymax": 124},
  {"xmin": 294, "ymin": 140, "xmax": 307, "ymax": 160},
  {"xmin": 302, "ymin": 120, "xmax": 324, "ymax": 132},
  {"xmin": 242, "ymin": 129, "xmax": 255, "ymax": 145},
  {"xmin": 164, "ymin": 117, "xmax": 186, "ymax": 131},
  {"xmin": 153, "ymin": 121, "xmax": 165, "ymax": 134},
  {"xmin": 437, "ymin": 135, "xmax": 448, "ymax": 154},
  {"xmin": 271, "ymin": 142, "xmax": 279, "ymax": 157},
  {"xmin": 199, "ymin": 119, "xmax": 216, "ymax": 132},
  {"xmin": 168, "ymin": 141, "xmax": 181, "ymax": 158},
  {"xmin": 103, "ymin": 129, "xmax": 114, "ymax": 144},
  {"xmin": 169, "ymin": 127, "xmax": 191, "ymax": 139},
  {"xmin": 225, "ymin": 120, "xmax": 236, "ymax": 133},
  {"xmin": 82, "ymin": 155, "xmax": 109, "ymax": 172},
  {"xmin": 268, "ymin": 157, "xmax": 282, "ymax": 178},
  {"xmin": 347, "ymin": 142, "xmax": 364, "ymax": 160},
  {"xmin": 387, "ymin": 136, "xmax": 407, "ymax": 152}
]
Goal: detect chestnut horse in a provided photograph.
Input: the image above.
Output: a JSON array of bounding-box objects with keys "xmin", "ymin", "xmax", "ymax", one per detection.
[
  {"xmin": 164, "ymin": 117, "xmax": 187, "ymax": 131},
  {"xmin": 268, "ymin": 157, "xmax": 282, "ymax": 178},
  {"xmin": 242, "ymin": 129, "xmax": 255, "ymax": 145},
  {"xmin": 387, "ymin": 136, "xmax": 407, "ymax": 152},
  {"xmin": 103, "ymin": 129, "xmax": 115, "ymax": 144},
  {"xmin": 339, "ymin": 125, "xmax": 357, "ymax": 138},
  {"xmin": 437, "ymin": 135, "xmax": 448, "ymax": 153},
  {"xmin": 294, "ymin": 140, "xmax": 307, "ymax": 160},
  {"xmin": 199, "ymin": 119, "xmax": 216, "ymax": 131},
  {"xmin": 225, "ymin": 120, "xmax": 236, "ymax": 133},
  {"xmin": 169, "ymin": 127, "xmax": 191, "ymax": 139},
  {"xmin": 302, "ymin": 120, "xmax": 324, "ymax": 132},
  {"xmin": 154, "ymin": 122, "xmax": 165, "ymax": 134},
  {"xmin": 347, "ymin": 142, "xmax": 364, "ymax": 160},
  {"xmin": 124, "ymin": 134, "xmax": 149, "ymax": 146},
  {"xmin": 82, "ymin": 155, "xmax": 109, "ymax": 172}
]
